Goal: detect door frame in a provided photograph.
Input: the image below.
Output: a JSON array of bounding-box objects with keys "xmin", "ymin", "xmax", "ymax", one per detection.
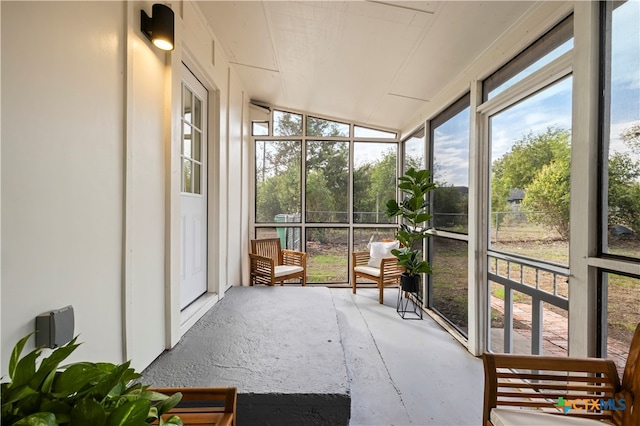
[{"xmin": 166, "ymin": 50, "xmax": 222, "ymax": 348}]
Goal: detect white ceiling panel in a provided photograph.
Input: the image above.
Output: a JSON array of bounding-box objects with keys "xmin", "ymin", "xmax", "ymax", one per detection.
[
  {"xmin": 195, "ymin": 1, "xmax": 539, "ymax": 130},
  {"xmin": 198, "ymin": 2, "xmax": 278, "ymax": 71}
]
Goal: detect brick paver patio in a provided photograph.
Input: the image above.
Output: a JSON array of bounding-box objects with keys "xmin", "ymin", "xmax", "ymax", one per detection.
[{"xmin": 490, "ymin": 295, "xmax": 628, "ymax": 376}]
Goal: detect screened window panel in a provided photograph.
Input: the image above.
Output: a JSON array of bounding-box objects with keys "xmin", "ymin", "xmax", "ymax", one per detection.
[
  {"xmin": 430, "ymin": 237, "xmax": 469, "ymax": 335},
  {"xmin": 273, "ymin": 110, "xmax": 303, "ymax": 136},
  {"xmin": 432, "ymin": 95, "xmax": 470, "ymax": 234},
  {"xmin": 306, "ymin": 116, "xmax": 349, "ymax": 137},
  {"xmin": 252, "ymin": 121, "xmax": 269, "ymax": 136},
  {"xmin": 602, "ymin": 0, "xmax": 640, "ymax": 259},
  {"xmin": 306, "ymin": 141, "xmax": 349, "ymax": 223},
  {"xmin": 489, "ymin": 76, "xmax": 573, "ymax": 265},
  {"xmin": 255, "ymin": 227, "xmax": 302, "ymax": 251},
  {"xmin": 352, "ymin": 228, "xmax": 397, "ymax": 252},
  {"xmin": 403, "ymin": 127, "xmax": 425, "ymax": 173},
  {"xmin": 255, "ymin": 140, "xmax": 301, "ymax": 223},
  {"xmin": 484, "ymin": 15, "xmax": 573, "ymax": 100},
  {"xmin": 306, "ymin": 228, "xmax": 349, "ymax": 283},
  {"xmin": 603, "ymin": 272, "xmax": 640, "ymax": 375},
  {"xmin": 353, "ymin": 142, "xmax": 397, "ymax": 224},
  {"xmin": 354, "ymin": 125, "xmax": 396, "ymax": 139}
]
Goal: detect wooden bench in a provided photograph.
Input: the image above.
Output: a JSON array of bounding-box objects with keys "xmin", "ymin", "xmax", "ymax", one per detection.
[
  {"xmin": 150, "ymin": 387, "xmax": 237, "ymax": 426},
  {"xmin": 482, "ymin": 323, "xmax": 639, "ymax": 426}
]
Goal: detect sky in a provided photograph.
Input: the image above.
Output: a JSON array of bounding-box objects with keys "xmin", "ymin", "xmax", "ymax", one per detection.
[{"xmin": 431, "ymin": 0, "xmax": 639, "ymax": 188}]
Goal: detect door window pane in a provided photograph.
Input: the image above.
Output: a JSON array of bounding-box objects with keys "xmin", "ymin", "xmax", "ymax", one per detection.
[
  {"xmin": 490, "ymin": 77, "xmax": 573, "ymax": 265},
  {"xmin": 255, "ymin": 140, "xmax": 301, "ymax": 223},
  {"xmin": 182, "ymin": 159, "xmax": 192, "ymax": 193},
  {"xmin": 193, "ymin": 131, "xmax": 201, "ymax": 162},
  {"xmin": 182, "ymin": 84, "xmax": 192, "ymax": 118},
  {"xmin": 306, "ymin": 141, "xmax": 349, "ymax": 223},
  {"xmin": 181, "ymin": 84, "xmax": 204, "ymax": 195},
  {"xmin": 353, "ymin": 142, "xmax": 397, "ymax": 224},
  {"xmin": 193, "ymin": 96, "xmax": 202, "ymax": 128}
]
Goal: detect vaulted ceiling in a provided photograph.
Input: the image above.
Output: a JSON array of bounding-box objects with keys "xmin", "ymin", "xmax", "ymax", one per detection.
[{"xmin": 197, "ymin": 1, "xmax": 537, "ymax": 131}]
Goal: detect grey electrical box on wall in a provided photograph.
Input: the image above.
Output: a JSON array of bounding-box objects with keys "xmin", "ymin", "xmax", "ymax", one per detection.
[{"xmin": 35, "ymin": 305, "xmax": 74, "ymax": 349}]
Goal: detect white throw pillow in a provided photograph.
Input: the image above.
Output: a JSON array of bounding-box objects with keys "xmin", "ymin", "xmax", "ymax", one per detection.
[{"xmin": 367, "ymin": 241, "xmax": 399, "ymax": 268}]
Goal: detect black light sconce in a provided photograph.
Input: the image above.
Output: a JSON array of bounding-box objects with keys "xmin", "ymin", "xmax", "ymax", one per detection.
[{"xmin": 141, "ymin": 3, "xmax": 175, "ymax": 51}]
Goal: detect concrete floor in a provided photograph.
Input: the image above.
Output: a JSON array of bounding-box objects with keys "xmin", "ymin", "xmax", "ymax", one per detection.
[
  {"xmin": 337, "ymin": 287, "xmax": 483, "ymax": 425},
  {"xmin": 143, "ymin": 286, "xmax": 484, "ymax": 425}
]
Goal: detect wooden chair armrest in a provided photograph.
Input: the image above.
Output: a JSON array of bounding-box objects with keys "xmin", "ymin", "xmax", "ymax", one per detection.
[
  {"xmin": 352, "ymin": 251, "xmax": 370, "ymax": 267},
  {"xmin": 281, "ymin": 249, "xmax": 306, "ymax": 267},
  {"xmin": 249, "ymin": 253, "xmax": 275, "ymax": 274},
  {"xmin": 483, "ymin": 353, "xmax": 621, "ymax": 425},
  {"xmin": 379, "ymin": 257, "xmax": 404, "ymax": 276}
]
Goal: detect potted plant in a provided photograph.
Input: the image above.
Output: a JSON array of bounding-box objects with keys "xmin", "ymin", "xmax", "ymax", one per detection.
[
  {"xmin": 1, "ymin": 334, "xmax": 183, "ymax": 425},
  {"xmin": 385, "ymin": 168, "xmax": 436, "ymax": 293}
]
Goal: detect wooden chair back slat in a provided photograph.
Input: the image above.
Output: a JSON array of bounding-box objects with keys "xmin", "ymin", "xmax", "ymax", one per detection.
[
  {"xmin": 483, "ymin": 322, "xmax": 640, "ymax": 426},
  {"xmin": 251, "ymin": 238, "xmax": 282, "ymax": 264}
]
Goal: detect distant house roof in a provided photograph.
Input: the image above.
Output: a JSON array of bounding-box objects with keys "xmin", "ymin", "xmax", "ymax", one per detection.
[{"xmin": 507, "ymin": 189, "xmax": 525, "ymax": 202}]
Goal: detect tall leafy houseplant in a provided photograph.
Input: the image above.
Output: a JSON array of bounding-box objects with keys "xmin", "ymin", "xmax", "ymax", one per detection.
[
  {"xmin": 1, "ymin": 334, "xmax": 183, "ymax": 426},
  {"xmin": 385, "ymin": 168, "xmax": 436, "ymax": 292}
]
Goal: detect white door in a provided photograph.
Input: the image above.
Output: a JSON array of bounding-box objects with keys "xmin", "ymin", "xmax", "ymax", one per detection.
[{"xmin": 180, "ymin": 65, "xmax": 208, "ymax": 309}]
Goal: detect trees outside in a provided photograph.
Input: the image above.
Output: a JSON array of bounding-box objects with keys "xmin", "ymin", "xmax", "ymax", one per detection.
[
  {"xmin": 432, "ymin": 185, "xmax": 468, "ymax": 232},
  {"xmin": 608, "ymin": 122, "xmax": 640, "ymax": 233},
  {"xmin": 491, "ymin": 124, "xmax": 640, "ymax": 238},
  {"xmin": 306, "ymin": 141, "xmax": 349, "ymax": 222},
  {"xmin": 255, "ymin": 140, "xmax": 301, "ymax": 222},
  {"xmin": 353, "ymin": 147, "xmax": 397, "ymax": 223},
  {"xmin": 491, "ymin": 127, "xmax": 571, "ymax": 235},
  {"xmin": 257, "ymin": 111, "xmax": 397, "ymax": 225}
]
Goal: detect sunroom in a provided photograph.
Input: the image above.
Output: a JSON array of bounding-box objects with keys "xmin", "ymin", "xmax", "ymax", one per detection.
[{"xmin": 1, "ymin": 0, "xmax": 639, "ymax": 424}]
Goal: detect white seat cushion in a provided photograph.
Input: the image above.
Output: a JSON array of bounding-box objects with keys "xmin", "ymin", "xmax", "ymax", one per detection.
[
  {"xmin": 490, "ymin": 408, "xmax": 611, "ymax": 426},
  {"xmin": 354, "ymin": 265, "xmax": 381, "ymax": 277},
  {"xmin": 274, "ymin": 265, "xmax": 303, "ymax": 277},
  {"xmin": 367, "ymin": 241, "xmax": 399, "ymax": 267}
]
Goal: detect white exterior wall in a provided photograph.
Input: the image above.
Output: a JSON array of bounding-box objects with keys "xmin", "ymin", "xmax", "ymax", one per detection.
[
  {"xmin": 1, "ymin": 0, "xmax": 249, "ymax": 374},
  {"xmin": 1, "ymin": 1, "xmax": 126, "ymax": 367},
  {"xmin": 227, "ymin": 72, "xmax": 246, "ymax": 288}
]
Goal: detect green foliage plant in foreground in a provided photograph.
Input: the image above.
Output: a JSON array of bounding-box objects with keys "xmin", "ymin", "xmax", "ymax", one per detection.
[{"xmin": 1, "ymin": 334, "xmax": 183, "ymax": 426}]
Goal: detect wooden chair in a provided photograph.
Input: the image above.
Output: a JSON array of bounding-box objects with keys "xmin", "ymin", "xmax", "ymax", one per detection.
[
  {"xmin": 482, "ymin": 322, "xmax": 640, "ymax": 426},
  {"xmin": 150, "ymin": 387, "xmax": 237, "ymax": 426},
  {"xmin": 249, "ymin": 238, "xmax": 306, "ymax": 286},
  {"xmin": 351, "ymin": 250, "xmax": 404, "ymax": 304}
]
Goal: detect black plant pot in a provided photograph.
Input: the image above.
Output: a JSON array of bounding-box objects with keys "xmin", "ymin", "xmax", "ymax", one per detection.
[{"xmin": 400, "ymin": 273, "xmax": 420, "ymax": 293}]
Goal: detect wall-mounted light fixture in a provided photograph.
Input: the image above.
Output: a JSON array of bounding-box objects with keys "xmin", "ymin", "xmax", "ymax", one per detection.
[{"xmin": 141, "ymin": 3, "xmax": 175, "ymax": 51}]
